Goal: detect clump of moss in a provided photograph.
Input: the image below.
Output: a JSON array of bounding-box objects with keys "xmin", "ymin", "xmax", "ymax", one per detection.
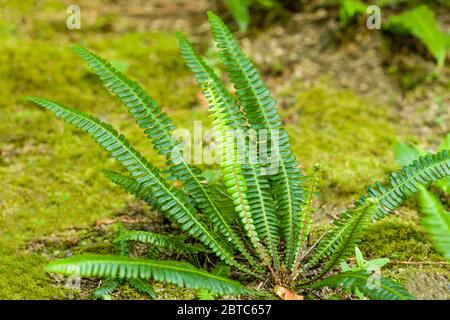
[
  {"xmin": 360, "ymin": 217, "xmax": 442, "ymax": 262},
  {"xmin": 0, "ymin": 250, "xmax": 67, "ymax": 299}
]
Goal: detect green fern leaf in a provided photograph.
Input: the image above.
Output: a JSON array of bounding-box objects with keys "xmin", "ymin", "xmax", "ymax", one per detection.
[
  {"xmin": 437, "ymin": 134, "xmax": 450, "ymax": 193},
  {"xmin": 197, "ymin": 263, "xmax": 230, "ymax": 300},
  {"xmin": 292, "ymin": 173, "xmax": 319, "ymax": 273},
  {"xmin": 26, "ymin": 97, "xmax": 248, "ymax": 274},
  {"xmin": 307, "ymin": 271, "xmax": 415, "ymax": 300},
  {"xmin": 103, "ymin": 170, "xmax": 159, "ymax": 208},
  {"xmin": 202, "ymin": 82, "xmax": 275, "ymax": 273},
  {"xmin": 72, "ymin": 45, "xmax": 249, "ymax": 267},
  {"xmin": 46, "ymin": 254, "xmax": 252, "ymax": 296},
  {"xmin": 417, "ymin": 186, "xmax": 450, "ymax": 259},
  {"xmin": 197, "ymin": 289, "xmax": 217, "ymax": 300},
  {"xmin": 116, "ymin": 230, "xmax": 208, "ymax": 254},
  {"xmin": 128, "ymin": 278, "xmax": 157, "ymax": 298},
  {"xmin": 387, "ymin": 5, "xmax": 448, "ymax": 67},
  {"xmin": 362, "ymin": 150, "xmax": 450, "ymax": 220},
  {"xmin": 304, "ymin": 199, "xmax": 378, "ymax": 274},
  {"xmin": 202, "ymin": 183, "xmax": 238, "ymax": 221},
  {"xmin": 207, "ymin": 11, "xmax": 304, "ymax": 268},
  {"xmin": 71, "ymin": 45, "xmax": 178, "ymax": 158},
  {"xmin": 178, "ymin": 33, "xmax": 280, "ymax": 270},
  {"xmin": 93, "ymin": 278, "xmax": 119, "ymax": 299},
  {"xmin": 305, "ymin": 151, "xmax": 450, "ymax": 275}
]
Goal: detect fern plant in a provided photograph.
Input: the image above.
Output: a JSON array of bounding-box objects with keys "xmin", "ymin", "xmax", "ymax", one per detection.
[
  {"xmin": 223, "ymin": 0, "xmax": 279, "ymax": 32},
  {"xmin": 395, "ymin": 135, "xmax": 450, "ymax": 260},
  {"xmin": 27, "ymin": 12, "xmax": 450, "ymax": 300},
  {"xmin": 386, "ymin": 5, "xmax": 450, "ymax": 67}
]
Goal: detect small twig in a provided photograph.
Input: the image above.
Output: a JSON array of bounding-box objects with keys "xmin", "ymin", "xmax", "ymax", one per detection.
[
  {"xmin": 292, "ymin": 175, "xmax": 317, "ymax": 275},
  {"xmin": 292, "ymin": 230, "xmax": 328, "ymax": 280}
]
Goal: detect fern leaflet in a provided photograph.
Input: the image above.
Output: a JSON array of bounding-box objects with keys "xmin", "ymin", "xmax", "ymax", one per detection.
[
  {"xmin": 307, "ymin": 271, "xmax": 415, "ymax": 300},
  {"xmin": 46, "ymin": 254, "xmax": 252, "ymax": 296},
  {"xmin": 417, "ymin": 186, "xmax": 450, "ymax": 259}
]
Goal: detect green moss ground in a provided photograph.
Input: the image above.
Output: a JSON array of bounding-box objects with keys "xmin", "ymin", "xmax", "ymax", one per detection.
[{"xmin": 0, "ymin": 0, "xmax": 447, "ymax": 299}]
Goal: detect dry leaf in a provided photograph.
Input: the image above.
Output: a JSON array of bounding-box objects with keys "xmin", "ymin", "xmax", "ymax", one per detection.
[{"xmin": 274, "ymin": 285, "xmax": 304, "ymax": 300}]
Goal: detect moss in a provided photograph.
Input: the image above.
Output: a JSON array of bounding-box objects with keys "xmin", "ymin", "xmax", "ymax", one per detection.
[
  {"xmin": 359, "ymin": 216, "xmax": 449, "ymax": 299},
  {"xmin": 0, "ymin": 6, "xmax": 208, "ymax": 297},
  {"xmin": 0, "ymin": 249, "xmax": 67, "ymax": 299},
  {"xmin": 360, "ymin": 216, "xmax": 442, "ymax": 262},
  {"xmin": 281, "ymin": 85, "xmax": 400, "ymax": 207}
]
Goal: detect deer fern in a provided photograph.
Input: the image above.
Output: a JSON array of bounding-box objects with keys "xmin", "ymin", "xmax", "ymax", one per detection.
[{"xmin": 27, "ymin": 12, "xmax": 450, "ymax": 300}]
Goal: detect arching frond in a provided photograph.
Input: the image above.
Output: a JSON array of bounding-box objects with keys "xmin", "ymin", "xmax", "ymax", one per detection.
[
  {"xmin": 46, "ymin": 255, "xmax": 252, "ymax": 296},
  {"xmin": 306, "ymin": 151, "xmax": 450, "ymax": 275},
  {"xmin": 417, "ymin": 186, "xmax": 450, "ymax": 259},
  {"xmin": 93, "ymin": 278, "xmax": 119, "ymax": 299},
  {"xmin": 104, "ymin": 170, "xmax": 163, "ymax": 212},
  {"xmin": 202, "ymin": 83, "xmax": 275, "ymax": 275},
  {"xmin": 128, "ymin": 278, "xmax": 157, "ymax": 298},
  {"xmin": 207, "ymin": 12, "xmax": 304, "ymax": 268},
  {"xmin": 304, "ymin": 199, "xmax": 378, "ymax": 275},
  {"xmin": 72, "ymin": 45, "xmax": 252, "ymax": 267},
  {"xmin": 307, "ymin": 271, "xmax": 414, "ymax": 300},
  {"xmin": 116, "ymin": 230, "xmax": 208, "ymax": 254},
  {"xmin": 361, "ymin": 150, "xmax": 450, "ymax": 220},
  {"xmin": 292, "ymin": 172, "xmax": 319, "ymax": 274},
  {"xmin": 177, "ymin": 33, "xmax": 280, "ymax": 270},
  {"xmin": 27, "ymin": 97, "xmax": 247, "ymax": 273},
  {"xmin": 72, "ymin": 45, "xmax": 178, "ymax": 158}
]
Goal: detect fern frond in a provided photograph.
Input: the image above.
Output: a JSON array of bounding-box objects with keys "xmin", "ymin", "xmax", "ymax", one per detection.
[
  {"xmin": 417, "ymin": 186, "xmax": 450, "ymax": 259},
  {"xmin": 72, "ymin": 45, "xmax": 252, "ymax": 268},
  {"xmin": 307, "ymin": 271, "xmax": 415, "ymax": 300},
  {"xmin": 292, "ymin": 173, "xmax": 319, "ymax": 274},
  {"xmin": 46, "ymin": 254, "xmax": 252, "ymax": 296},
  {"xmin": 27, "ymin": 97, "xmax": 248, "ymax": 274},
  {"xmin": 104, "ymin": 170, "xmax": 159, "ymax": 208},
  {"xmin": 72, "ymin": 45, "xmax": 178, "ymax": 158},
  {"xmin": 116, "ymin": 230, "xmax": 208, "ymax": 254},
  {"xmin": 304, "ymin": 151, "xmax": 450, "ymax": 277},
  {"xmin": 177, "ymin": 34, "xmax": 280, "ymax": 270},
  {"xmin": 128, "ymin": 278, "xmax": 157, "ymax": 298},
  {"xmin": 361, "ymin": 150, "xmax": 450, "ymax": 220},
  {"xmin": 197, "ymin": 264, "xmax": 229, "ymax": 300},
  {"xmin": 202, "ymin": 183, "xmax": 238, "ymax": 221},
  {"xmin": 304, "ymin": 199, "xmax": 378, "ymax": 275},
  {"xmin": 93, "ymin": 278, "xmax": 119, "ymax": 299},
  {"xmin": 202, "ymin": 82, "xmax": 276, "ymax": 275},
  {"xmin": 207, "ymin": 11, "xmax": 304, "ymax": 268}
]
